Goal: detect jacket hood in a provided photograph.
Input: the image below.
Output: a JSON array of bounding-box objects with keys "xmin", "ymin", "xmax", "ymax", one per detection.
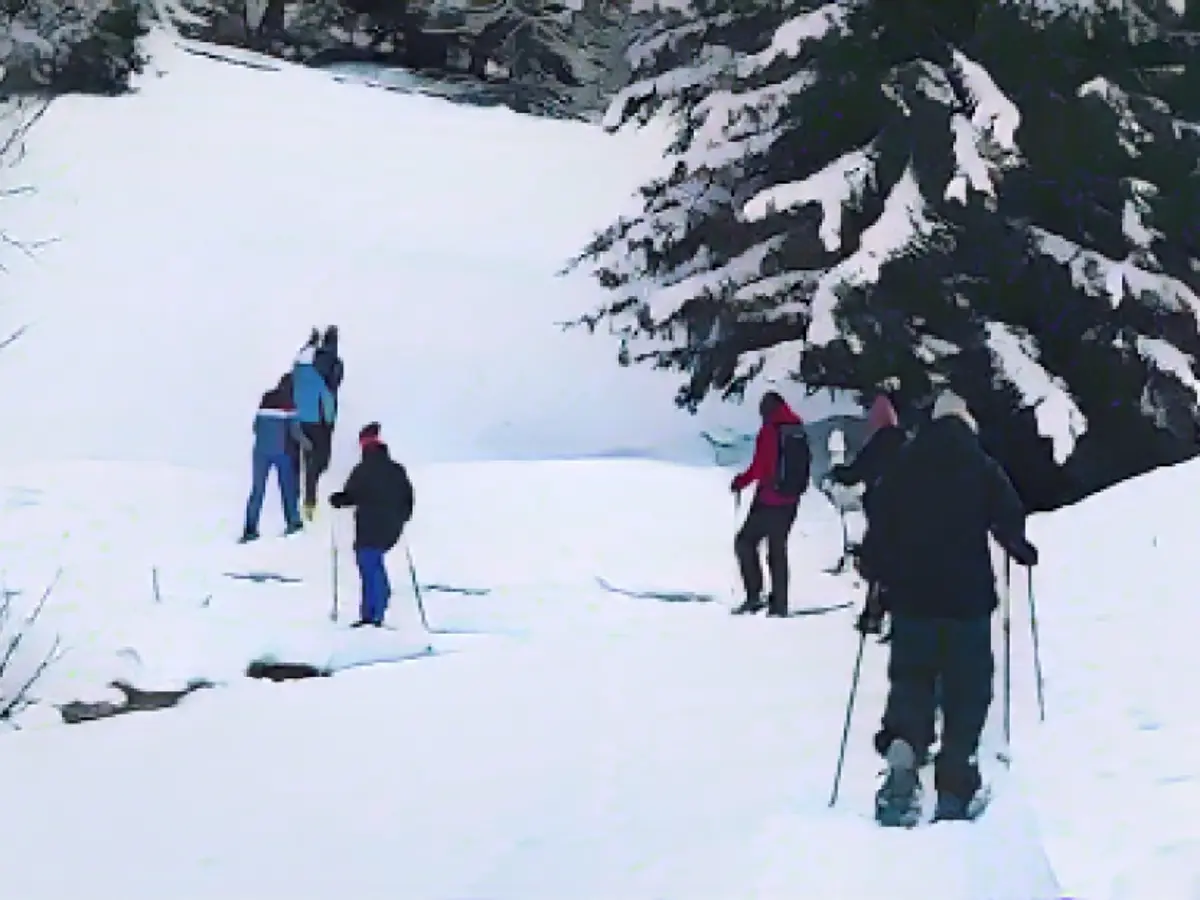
[{"xmin": 768, "ymin": 401, "xmax": 802, "ymax": 426}]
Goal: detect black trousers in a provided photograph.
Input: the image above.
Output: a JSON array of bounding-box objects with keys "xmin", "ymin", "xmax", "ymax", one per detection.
[
  {"xmin": 873, "ymin": 614, "xmax": 993, "ymax": 800},
  {"xmin": 300, "ymin": 422, "xmax": 333, "ymax": 506},
  {"xmin": 734, "ymin": 500, "xmax": 798, "ymax": 614}
]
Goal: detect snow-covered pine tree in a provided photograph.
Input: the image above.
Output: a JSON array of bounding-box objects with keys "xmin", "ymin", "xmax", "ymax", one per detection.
[
  {"xmin": 0, "ymin": 0, "xmax": 148, "ymax": 95},
  {"xmin": 568, "ymin": 0, "xmax": 1200, "ymax": 507}
]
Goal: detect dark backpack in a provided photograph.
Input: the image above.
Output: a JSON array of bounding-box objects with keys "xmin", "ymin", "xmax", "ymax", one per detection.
[{"xmin": 773, "ymin": 423, "xmax": 812, "ymax": 497}]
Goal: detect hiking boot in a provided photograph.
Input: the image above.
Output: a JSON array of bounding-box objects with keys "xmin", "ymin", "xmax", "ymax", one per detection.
[
  {"xmin": 875, "ymin": 738, "xmax": 923, "ymax": 828},
  {"xmin": 931, "ymin": 787, "xmax": 990, "ymax": 822},
  {"xmin": 732, "ymin": 595, "xmax": 767, "ymax": 615}
]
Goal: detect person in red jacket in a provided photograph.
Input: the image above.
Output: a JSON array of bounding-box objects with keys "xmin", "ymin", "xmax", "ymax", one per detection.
[{"xmin": 730, "ymin": 390, "xmax": 810, "ymax": 616}]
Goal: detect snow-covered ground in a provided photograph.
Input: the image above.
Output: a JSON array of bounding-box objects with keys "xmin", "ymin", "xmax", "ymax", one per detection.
[{"xmin": 0, "ymin": 27, "xmax": 1195, "ymax": 900}]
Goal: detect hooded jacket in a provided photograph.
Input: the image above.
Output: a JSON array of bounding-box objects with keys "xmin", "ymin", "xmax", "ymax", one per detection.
[
  {"xmin": 731, "ymin": 399, "xmax": 805, "ymax": 505},
  {"xmin": 868, "ymin": 395, "xmax": 1036, "ymax": 619}
]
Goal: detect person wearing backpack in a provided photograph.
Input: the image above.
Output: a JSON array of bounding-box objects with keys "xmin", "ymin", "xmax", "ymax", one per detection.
[
  {"xmin": 292, "ymin": 332, "xmax": 337, "ymax": 521},
  {"xmin": 730, "ymin": 390, "xmax": 811, "ymax": 616}
]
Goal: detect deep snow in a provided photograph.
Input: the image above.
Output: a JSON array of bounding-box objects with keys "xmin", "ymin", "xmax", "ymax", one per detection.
[{"xmin": 0, "ymin": 26, "xmax": 1195, "ymax": 900}]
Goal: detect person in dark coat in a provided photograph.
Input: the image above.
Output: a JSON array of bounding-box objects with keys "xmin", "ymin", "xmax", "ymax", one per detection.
[
  {"xmin": 313, "ymin": 325, "xmax": 344, "ymax": 398},
  {"xmin": 293, "ymin": 332, "xmax": 337, "ymax": 521},
  {"xmin": 329, "ymin": 422, "xmax": 415, "ymax": 628},
  {"xmin": 826, "ymin": 393, "xmax": 908, "ymax": 635},
  {"xmin": 867, "ymin": 390, "xmax": 1038, "ymax": 826},
  {"xmin": 240, "ymin": 373, "xmax": 311, "ymax": 543},
  {"xmin": 730, "ymin": 391, "xmax": 808, "ymax": 617}
]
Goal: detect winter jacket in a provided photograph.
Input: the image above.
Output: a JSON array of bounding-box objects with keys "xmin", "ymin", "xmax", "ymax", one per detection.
[
  {"xmin": 869, "ymin": 415, "xmax": 1037, "ymax": 620},
  {"xmin": 329, "ymin": 443, "xmax": 415, "ymax": 551},
  {"xmin": 830, "ymin": 423, "xmax": 907, "ymax": 582},
  {"xmin": 732, "ymin": 400, "xmax": 805, "ymax": 506},
  {"xmin": 253, "ymin": 386, "xmax": 309, "ymax": 458},
  {"xmin": 829, "ymin": 424, "xmax": 907, "ymax": 517},
  {"xmin": 292, "ymin": 347, "xmax": 336, "ymax": 426},
  {"xmin": 314, "ymin": 342, "xmax": 344, "ymax": 395}
]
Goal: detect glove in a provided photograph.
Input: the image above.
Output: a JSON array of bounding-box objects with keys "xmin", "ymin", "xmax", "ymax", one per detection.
[
  {"xmin": 855, "ymin": 606, "xmax": 883, "ymax": 635},
  {"xmin": 1009, "ymin": 538, "xmax": 1039, "ymax": 567},
  {"xmin": 329, "ymin": 492, "xmax": 348, "ymax": 509}
]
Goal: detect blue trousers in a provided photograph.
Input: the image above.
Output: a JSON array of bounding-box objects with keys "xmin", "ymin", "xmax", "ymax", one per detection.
[
  {"xmin": 355, "ymin": 547, "xmax": 392, "ymax": 624},
  {"xmin": 245, "ymin": 451, "xmax": 300, "ymax": 533}
]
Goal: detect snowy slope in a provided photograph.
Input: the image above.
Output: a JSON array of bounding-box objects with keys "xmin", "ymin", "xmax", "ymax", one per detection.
[
  {"xmin": 0, "ymin": 26, "xmax": 1194, "ymax": 900},
  {"xmin": 0, "ymin": 31, "xmax": 731, "ymax": 471}
]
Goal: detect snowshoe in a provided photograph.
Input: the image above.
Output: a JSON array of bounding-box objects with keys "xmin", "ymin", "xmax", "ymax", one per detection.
[
  {"xmin": 732, "ymin": 596, "xmax": 766, "ymax": 615},
  {"xmin": 875, "ymin": 739, "xmax": 923, "ymax": 828},
  {"xmin": 931, "ymin": 785, "xmax": 992, "ymax": 823}
]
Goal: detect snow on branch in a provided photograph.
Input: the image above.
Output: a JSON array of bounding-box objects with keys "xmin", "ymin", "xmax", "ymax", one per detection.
[
  {"xmin": 604, "ymin": 44, "xmax": 734, "ymax": 129},
  {"xmin": 736, "ymin": 2, "xmax": 851, "ymax": 77},
  {"xmin": 742, "ymin": 146, "xmax": 876, "ymax": 251},
  {"xmin": 1136, "ymin": 335, "xmax": 1200, "ymax": 406},
  {"xmin": 646, "ymin": 236, "xmax": 786, "ymax": 321},
  {"xmin": 984, "ymin": 322, "xmax": 1087, "ymax": 463},
  {"xmin": 945, "ymin": 50, "xmax": 1021, "ymax": 205},
  {"xmin": 681, "ymin": 69, "xmax": 817, "ymax": 172},
  {"xmin": 807, "ymin": 165, "xmax": 942, "ymax": 347},
  {"xmin": 627, "ymin": 12, "xmax": 736, "ymax": 71},
  {"xmin": 1030, "ymin": 226, "xmax": 1200, "ymax": 319}
]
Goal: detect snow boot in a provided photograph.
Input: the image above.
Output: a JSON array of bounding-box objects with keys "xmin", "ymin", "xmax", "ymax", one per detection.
[
  {"xmin": 875, "ymin": 738, "xmax": 923, "ymax": 828},
  {"xmin": 238, "ymin": 530, "xmax": 259, "ymax": 544},
  {"xmin": 283, "ymin": 521, "xmax": 303, "ymax": 537},
  {"xmin": 732, "ymin": 595, "xmax": 766, "ymax": 615},
  {"xmin": 349, "ymin": 619, "xmax": 371, "ymax": 628},
  {"xmin": 931, "ymin": 787, "xmax": 990, "ymax": 823},
  {"xmin": 302, "ymin": 501, "xmax": 316, "ymax": 522}
]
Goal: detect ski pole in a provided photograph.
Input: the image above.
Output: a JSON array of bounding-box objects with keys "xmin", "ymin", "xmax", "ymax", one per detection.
[
  {"xmin": 829, "ymin": 630, "xmax": 867, "ymax": 807},
  {"xmin": 1028, "ymin": 567, "xmax": 1046, "ymax": 722},
  {"xmin": 329, "ymin": 519, "xmax": 339, "ymax": 622},
  {"xmin": 404, "ymin": 540, "xmax": 430, "ymax": 632},
  {"xmin": 1001, "ymin": 553, "xmax": 1012, "ymax": 766}
]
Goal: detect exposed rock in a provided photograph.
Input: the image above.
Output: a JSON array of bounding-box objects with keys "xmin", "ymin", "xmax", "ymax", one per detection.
[
  {"xmin": 58, "ymin": 679, "xmax": 213, "ymax": 724},
  {"xmin": 245, "ymin": 660, "xmax": 330, "ymax": 681}
]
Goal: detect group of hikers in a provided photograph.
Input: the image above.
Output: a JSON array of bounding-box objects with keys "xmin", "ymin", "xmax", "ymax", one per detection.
[
  {"xmin": 242, "ymin": 327, "xmax": 415, "ymax": 628},
  {"xmin": 729, "ymin": 389, "xmax": 1039, "ymax": 826}
]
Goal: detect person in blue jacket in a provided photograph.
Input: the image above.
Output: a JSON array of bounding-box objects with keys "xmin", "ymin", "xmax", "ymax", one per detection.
[
  {"xmin": 293, "ymin": 332, "xmax": 337, "ymax": 521},
  {"xmin": 240, "ymin": 373, "xmax": 310, "ymax": 543}
]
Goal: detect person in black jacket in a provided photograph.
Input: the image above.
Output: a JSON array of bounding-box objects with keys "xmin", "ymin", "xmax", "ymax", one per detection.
[
  {"xmin": 867, "ymin": 390, "xmax": 1038, "ymax": 827},
  {"xmin": 329, "ymin": 422, "xmax": 415, "ymax": 628},
  {"xmin": 826, "ymin": 393, "xmax": 908, "ymax": 635}
]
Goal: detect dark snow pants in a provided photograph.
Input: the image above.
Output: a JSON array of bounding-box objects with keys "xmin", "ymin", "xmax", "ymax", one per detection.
[
  {"xmin": 300, "ymin": 422, "xmax": 332, "ymax": 507},
  {"xmin": 355, "ymin": 547, "xmax": 392, "ymax": 625},
  {"xmin": 245, "ymin": 451, "xmax": 300, "ymax": 533},
  {"xmin": 734, "ymin": 500, "xmax": 798, "ymax": 615},
  {"xmin": 874, "ymin": 614, "xmax": 993, "ymax": 801}
]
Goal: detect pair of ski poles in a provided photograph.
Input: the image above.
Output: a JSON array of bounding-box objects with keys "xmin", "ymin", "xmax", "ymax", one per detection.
[
  {"xmin": 827, "ymin": 555, "xmax": 1046, "ymax": 807},
  {"xmin": 328, "ymin": 517, "xmax": 430, "ymax": 631}
]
